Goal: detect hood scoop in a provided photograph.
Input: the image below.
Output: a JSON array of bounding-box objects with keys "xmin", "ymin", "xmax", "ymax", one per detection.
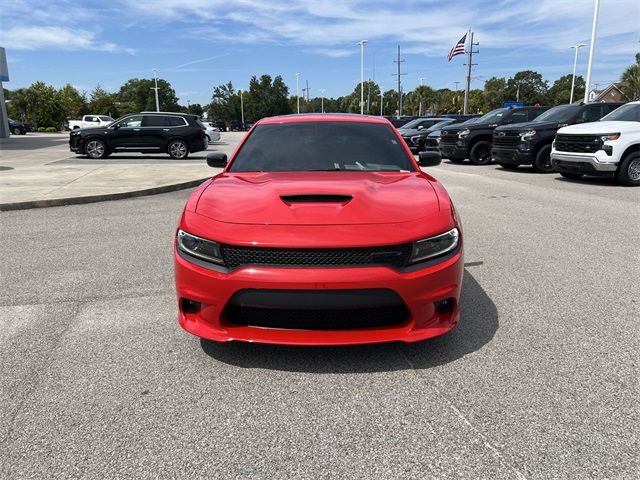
[{"xmin": 280, "ymin": 194, "xmax": 353, "ymax": 204}]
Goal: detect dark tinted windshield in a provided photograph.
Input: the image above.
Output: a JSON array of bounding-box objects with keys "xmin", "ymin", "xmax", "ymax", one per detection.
[
  {"xmin": 476, "ymin": 108, "xmax": 509, "ymax": 124},
  {"xmin": 229, "ymin": 121, "xmax": 416, "ymax": 172},
  {"xmin": 428, "ymin": 120, "xmax": 455, "ymax": 130},
  {"xmin": 600, "ymin": 103, "xmax": 639, "ymax": 122},
  {"xmin": 534, "ymin": 105, "xmax": 580, "ymax": 122}
]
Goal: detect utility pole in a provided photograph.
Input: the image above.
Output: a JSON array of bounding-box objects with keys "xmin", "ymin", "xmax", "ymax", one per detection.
[
  {"xmin": 463, "ymin": 29, "xmax": 479, "ymax": 114},
  {"xmin": 380, "ymin": 88, "xmax": 384, "ymax": 116},
  {"xmin": 295, "ymin": 73, "xmax": 301, "ymax": 114},
  {"xmin": 392, "ymin": 45, "xmax": 406, "ymax": 118},
  {"xmin": 569, "ymin": 43, "xmax": 586, "ymax": 103},
  {"xmin": 239, "ymin": 89, "xmax": 244, "ymax": 124},
  {"xmin": 318, "ymin": 89, "xmax": 326, "ymax": 113},
  {"xmin": 306, "ymin": 79, "xmax": 310, "ymax": 102},
  {"xmin": 584, "ymin": 0, "xmax": 600, "ymax": 103},
  {"xmin": 358, "ymin": 40, "xmax": 367, "ymax": 114},
  {"xmin": 151, "ymin": 68, "xmax": 160, "ymax": 112}
]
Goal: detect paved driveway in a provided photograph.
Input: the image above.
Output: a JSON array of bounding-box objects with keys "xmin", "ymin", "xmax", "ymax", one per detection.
[{"xmin": 1, "ymin": 161, "xmax": 637, "ymax": 478}]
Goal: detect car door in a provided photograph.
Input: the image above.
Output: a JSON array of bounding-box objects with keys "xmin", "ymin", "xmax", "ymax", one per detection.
[
  {"xmin": 140, "ymin": 115, "xmax": 168, "ymax": 151},
  {"xmin": 83, "ymin": 115, "xmax": 101, "ymax": 128},
  {"xmin": 108, "ymin": 114, "xmax": 143, "ymax": 150}
]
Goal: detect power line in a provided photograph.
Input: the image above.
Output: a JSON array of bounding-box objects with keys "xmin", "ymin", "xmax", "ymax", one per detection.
[{"xmin": 392, "ymin": 45, "xmax": 407, "ymax": 118}]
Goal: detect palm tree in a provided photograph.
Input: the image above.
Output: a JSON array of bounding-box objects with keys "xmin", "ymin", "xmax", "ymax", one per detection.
[{"xmin": 619, "ymin": 53, "xmax": 640, "ymax": 101}]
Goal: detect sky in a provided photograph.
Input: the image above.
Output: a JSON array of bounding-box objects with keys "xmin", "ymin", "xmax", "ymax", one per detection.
[{"xmin": 1, "ymin": 0, "xmax": 639, "ymax": 105}]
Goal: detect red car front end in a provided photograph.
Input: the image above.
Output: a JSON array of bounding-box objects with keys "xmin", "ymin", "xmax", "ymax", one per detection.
[{"xmin": 174, "ymin": 115, "xmax": 463, "ymax": 346}]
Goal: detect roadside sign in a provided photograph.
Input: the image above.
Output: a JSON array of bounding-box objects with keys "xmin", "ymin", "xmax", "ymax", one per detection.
[{"xmin": 503, "ymin": 101, "xmax": 524, "ymax": 108}]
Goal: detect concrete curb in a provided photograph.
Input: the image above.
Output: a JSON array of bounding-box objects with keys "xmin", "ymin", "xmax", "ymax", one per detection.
[{"xmin": 0, "ymin": 177, "xmax": 210, "ymax": 211}]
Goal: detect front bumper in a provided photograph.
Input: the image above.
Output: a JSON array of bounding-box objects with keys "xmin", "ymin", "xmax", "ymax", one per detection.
[
  {"xmin": 174, "ymin": 246, "xmax": 463, "ymax": 346},
  {"xmin": 439, "ymin": 142, "xmax": 468, "ymax": 159},
  {"xmin": 491, "ymin": 147, "xmax": 534, "ymax": 165},
  {"xmin": 551, "ymin": 151, "xmax": 618, "ymax": 172},
  {"xmin": 402, "ymin": 136, "xmax": 422, "ymax": 153},
  {"xmin": 69, "ymin": 135, "xmax": 82, "ymax": 153}
]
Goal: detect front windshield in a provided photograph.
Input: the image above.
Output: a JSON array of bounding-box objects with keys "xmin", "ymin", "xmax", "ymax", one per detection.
[
  {"xmin": 600, "ymin": 103, "xmax": 639, "ymax": 122},
  {"xmin": 400, "ymin": 118, "xmax": 426, "ymax": 129},
  {"xmin": 533, "ymin": 105, "xmax": 579, "ymax": 123},
  {"xmin": 427, "ymin": 120, "xmax": 453, "ymax": 131},
  {"xmin": 476, "ymin": 108, "xmax": 508, "ymax": 124},
  {"xmin": 229, "ymin": 122, "xmax": 416, "ymax": 172},
  {"xmin": 99, "ymin": 116, "xmax": 114, "ymax": 122}
]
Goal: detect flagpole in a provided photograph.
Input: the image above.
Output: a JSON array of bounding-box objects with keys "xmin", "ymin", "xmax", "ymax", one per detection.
[
  {"xmin": 583, "ymin": 0, "xmax": 600, "ymax": 103},
  {"xmin": 463, "ymin": 29, "xmax": 472, "ymax": 115}
]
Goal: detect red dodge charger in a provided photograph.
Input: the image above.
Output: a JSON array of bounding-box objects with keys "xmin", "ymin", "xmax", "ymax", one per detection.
[{"xmin": 174, "ymin": 114, "xmax": 463, "ymax": 345}]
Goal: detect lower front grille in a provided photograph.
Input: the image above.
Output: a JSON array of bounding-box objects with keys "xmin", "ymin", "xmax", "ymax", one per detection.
[
  {"xmin": 225, "ymin": 305, "xmax": 409, "ymax": 330},
  {"xmin": 492, "ymin": 133, "xmax": 521, "ymax": 148}
]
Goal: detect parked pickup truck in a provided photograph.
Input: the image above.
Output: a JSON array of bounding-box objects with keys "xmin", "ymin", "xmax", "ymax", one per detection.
[
  {"xmin": 68, "ymin": 115, "xmax": 114, "ymax": 130},
  {"xmin": 551, "ymin": 101, "xmax": 640, "ymax": 186},
  {"xmin": 492, "ymin": 102, "xmax": 622, "ymax": 172}
]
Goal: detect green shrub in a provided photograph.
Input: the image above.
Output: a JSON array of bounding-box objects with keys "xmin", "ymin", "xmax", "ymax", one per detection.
[
  {"xmin": 37, "ymin": 127, "xmax": 46, "ymax": 132},
  {"xmin": 45, "ymin": 127, "xmax": 57, "ymax": 133}
]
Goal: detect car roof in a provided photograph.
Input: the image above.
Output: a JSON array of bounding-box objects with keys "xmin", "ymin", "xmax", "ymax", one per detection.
[{"xmin": 258, "ymin": 113, "xmax": 390, "ymax": 125}]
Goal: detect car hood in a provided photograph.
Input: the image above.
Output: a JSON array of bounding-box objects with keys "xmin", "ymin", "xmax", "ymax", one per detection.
[
  {"xmin": 557, "ymin": 121, "xmax": 640, "ymax": 134},
  {"xmin": 496, "ymin": 121, "xmax": 563, "ymax": 133},
  {"xmin": 196, "ymin": 172, "xmax": 440, "ymax": 225},
  {"xmin": 74, "ymin": 126, "xmax": 107, "ymax": 133},
  {"xmin": 398, "ymin": 128, "xmax": 423, "ymax": 136}
]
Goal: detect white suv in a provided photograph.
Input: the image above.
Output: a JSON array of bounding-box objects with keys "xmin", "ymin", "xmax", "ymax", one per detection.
[{"xmin": 551, "ymin": 101, "xmax": 640, "ymax": 186}]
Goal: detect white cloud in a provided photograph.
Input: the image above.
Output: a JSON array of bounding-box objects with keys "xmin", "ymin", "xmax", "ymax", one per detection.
[{"xmin": 0, "ymin": 26, "xmax": 121, "ymax": 52}]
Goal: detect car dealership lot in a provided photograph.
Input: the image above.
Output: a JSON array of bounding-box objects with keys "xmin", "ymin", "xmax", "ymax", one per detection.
[{"xmin": 1, "ymin": 160, "xmax": 638, "ymax": 478}]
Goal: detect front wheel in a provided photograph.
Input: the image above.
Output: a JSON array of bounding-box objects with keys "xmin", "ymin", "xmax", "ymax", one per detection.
[
  {"xmin": 84, "ymin": 139, "xmax": 108, "ymax": 159},
  {"xmin": 469, "ymin": 141, "xmax": 492, "ymax": 165},
  {"xmin": 11, "ymin": 126, "xmax": 22, "ymax": 135},
  {"xmin": 560, "ymin": 172, "xmax": 583, "ymax": 180},
  {"xmin": 168, "ymin": 139, "xmax": 189, "ymax": 159},
  {"xmin": 616, "ymin": 152, "xmax": 640, "ymax": 186},
  {"xmin": 499, "ymin": 163, "xmax": 519, "ymax": 170},
  {"xmin": 532, "ymin": 145, "xmax": 554, "ymax": 173}
]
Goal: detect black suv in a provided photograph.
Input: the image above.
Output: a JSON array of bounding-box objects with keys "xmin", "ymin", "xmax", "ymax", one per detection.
[
  {"xmin": 8, "ymin": 118, "xmax": 32, "ymax": 135},
  {"xmin": 69, "ymin": 112, "xmax": 207, "ymax": 159},
  {"xmin": 439, "ymin": 106, "xmax": 549, "ymax": 164},
  {"xmin": 491, "ymin": 102, "xmax": 623, "ymax": 172}
]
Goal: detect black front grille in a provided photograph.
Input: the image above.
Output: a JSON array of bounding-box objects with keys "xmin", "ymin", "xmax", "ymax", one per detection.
[
  {"xmin": 225, "ymin": 305, "xmax": 409, "ymax": 330},
  {"xmin": 220, "ymin": 243, "xmax": 413, "ymax": 270},
  {"xmin": 492, "ymin": 132, "xmax": 521, "ymax": 148},
  {"xmin": 425, "ymin": 137, "xmax": 439, "ymax": 149},
  {"xmin": 555, "ymin": 134, "xmax": 601, "ymax": 153},
  {"xmin": 440, "ymin": 131, "xmax": 459, "ymax": 145}
]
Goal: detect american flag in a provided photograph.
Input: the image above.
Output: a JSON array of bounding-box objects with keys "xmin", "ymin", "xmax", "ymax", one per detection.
[{"xmin": 448, "ymin": 33, "xmax": 467, "ymax": 61}]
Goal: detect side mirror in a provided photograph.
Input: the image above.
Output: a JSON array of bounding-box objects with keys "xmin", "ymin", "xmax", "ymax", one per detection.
[
  {"xmin": 418, "ymin": 151, "xmax": 441, "ymax": 167},
  {"xmin": 206, "ymin": 152, "xmax": 228, "ymax": 168},
  {"xmin": 112, "ymin": 124, "xmax": 120, "ymax": 130}
]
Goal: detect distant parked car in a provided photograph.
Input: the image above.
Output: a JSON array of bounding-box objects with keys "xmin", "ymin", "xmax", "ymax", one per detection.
[
  {"xmin": 492, "ymin": 102, "xmax": 622, "ymax": 172},
  {"xmin": 68, "ymin": 115, "xmax": 114, "ymax": 130},
  {"xmin": 202, "ymin": 122, "xmax": 221, "ymax": 143},
  {"xmin": 384, "ymin": 115, "xmax": 425, "ymax": 128},
  {"xmin": 421, "ymin": 117, "xmax": 481, "ymax": 163},
  {"xmin": 398, "ymin": 117, "xmax": 458, "ymax": 153},
  {"xmin": 8, "ymin": 118, "xmax": 32, "ymax": 135},
  {"xmin": 69, "ymin": 112, "xmax": 207, "ymax": 159}
]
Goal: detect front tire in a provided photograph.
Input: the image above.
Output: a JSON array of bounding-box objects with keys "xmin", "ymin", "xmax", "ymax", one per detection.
[
  {"xmin": 532, "ymin": 145, "xmax": 554, "ymax": 173},
  {"xmin": 168, "ymin": 139, "xmax": 189, "ymax": 159},
  {"xmin": 11, "ymin": 126, "xmax": 22, "ymax": 135},
  {"xmin": 499, "ymin": 163, "xmax": 519, "ymax": 170},
  {"xmin": 469, "ymin": 141, "xmax": 492, "ymax": 165},
  {"xmin": 560, "ymin": 172, "xmax": 583, "ymax": 180},
  {"xmin": 616, "ymin": 152, "xmax": 640, "ymax": 186},
  {"xmin": 84, "ymin": 139, "xmax": 108, "ymax": 159}
]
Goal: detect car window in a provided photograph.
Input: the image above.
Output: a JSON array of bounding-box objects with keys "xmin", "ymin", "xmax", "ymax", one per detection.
[
  {"xmin": 142, "ymin": 115, "xmax": 166, "ymax": 127},
  {"xmin": 509, "ymin": 111, "xmax": 528, "ymax": 123},
  {"xmin": 600, "ymin": 103, "xmax": 639, "ymax": 121},
  {"xmin": 229, "ymin": 122, "xmax": 416, "ymax": 172},
  {"xmin": 165, "ymin": 116, "xmax": 186, "ymax": 127},
  {"xmin": 86, "ymin": 116, "xmax": 98, "ymax": 122},
  {"xmin": 99, "ymin": 116, "xmax": 114, "ymax": 122},
  {"xmin": 527, "ymin": 109, "xmax": 547, "ymax": 121},
  {"xmin": 580, "ymin": 105, "xmax": 603, "ymax": 122},
  {"xmin": 115, "ymin": 115, "xmax": 143, "ymax": 128}
]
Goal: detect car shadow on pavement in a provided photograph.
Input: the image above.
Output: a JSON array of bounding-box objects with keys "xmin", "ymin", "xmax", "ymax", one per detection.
[
  {"xmin": 554, "ymin": 176, "xmax": 619, "ymax": 186},
  {"xmin": 200, "ymin": 269, "xmax": 498, "ymax": 373}
]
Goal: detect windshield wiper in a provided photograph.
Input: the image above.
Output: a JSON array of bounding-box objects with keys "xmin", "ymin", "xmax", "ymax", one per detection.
[{"xmin": 307, "ymin": 168, "xmax": 342, "ymax": 171}]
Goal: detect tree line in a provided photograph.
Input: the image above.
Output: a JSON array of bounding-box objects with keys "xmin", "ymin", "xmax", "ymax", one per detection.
[{"xmin": 5, "ymin": 52, "xmax": 638, "ymax": 129}]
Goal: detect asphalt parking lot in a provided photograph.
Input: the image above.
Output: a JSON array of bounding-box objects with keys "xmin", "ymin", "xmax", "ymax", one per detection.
[{"xmin": 1, "ymin": 159, "xmax": 638, "ymax": 478}]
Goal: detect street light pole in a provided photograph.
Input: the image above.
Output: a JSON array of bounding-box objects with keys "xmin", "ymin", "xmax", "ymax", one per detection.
[
  {"xmin": 295, "ymin": 73, "xmax": 301, "ymax": 114},
  {"xmin": 569, "ymin": 43, "xmax": 586, "ymax": 103},
  {"xmin": 239, "ymin": 89, "xmax": 244, "ymax": 124},
  {"xmin": 151, "ymin": 68, "xmax": 160, "ymax": 112},
  {"xmin": 357, "ymin": 40, "xmax": 367, "ymax": 115},
  {"xmin": 318, "ymin": 89, "xmax": 326, "ymax": 113},
  {"xmin": 380, "ymin": 87, "xmax": 384, "ymax": 116},
  {"xmin": 584, "ymin": 0, "xmax": 600, "ymax": 103}
]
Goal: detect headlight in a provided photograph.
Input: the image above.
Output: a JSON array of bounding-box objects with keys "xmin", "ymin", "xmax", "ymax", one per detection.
[
  {"xmin": 435, "ymin": 137, "xmax": 441, "ymax": 144},
  {"xmin": 409, "ymin": 228, "xmax": 459, "ymax": 264},
  {"xmin": 410, "ymin": 135, "xmax": 422, "ymax": 142},
  {"xmin": 600, "ymin": 133, "xmax": 620, "ymax": 142},
  {"xmin": 520, "ymin": 129, "xmax": 536, "ymax": 140},
  {"xmin": 457, "ymin": 129, "xmax": 470, "ymax": 139},
  {"xmin": 176, "ymin": 229, "xmax": 224, "ymax": 264}
]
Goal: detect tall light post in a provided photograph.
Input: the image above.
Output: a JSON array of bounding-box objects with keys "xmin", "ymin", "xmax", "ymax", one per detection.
[
  {"xmin": 295, "ymin": 73, "xmax": 301, "ymax": 114},
  {"xmin": 318, "ymin": 89, "xmax": 326, "ymax": 113},
  {"xmin": 569, "ymin": 43, "xmax": 586, "ymax": 103},
  {"xmin": 379, "ymin": 87, "xmax": 384, "ymax": 116},
  {"xmin": 584, "ymin": 0, "xmax": 600, "ymax": 103},
  {"xmin": 357, "ymin": 40, "xmax": 367, "ymax": 115},
  {"xmin": 151, "ymin": 68, "xmax": 160, "ymax": 112},
  {"xmin": 239, "ymin": 89, "xmax": 244, "ymax": 124}
]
